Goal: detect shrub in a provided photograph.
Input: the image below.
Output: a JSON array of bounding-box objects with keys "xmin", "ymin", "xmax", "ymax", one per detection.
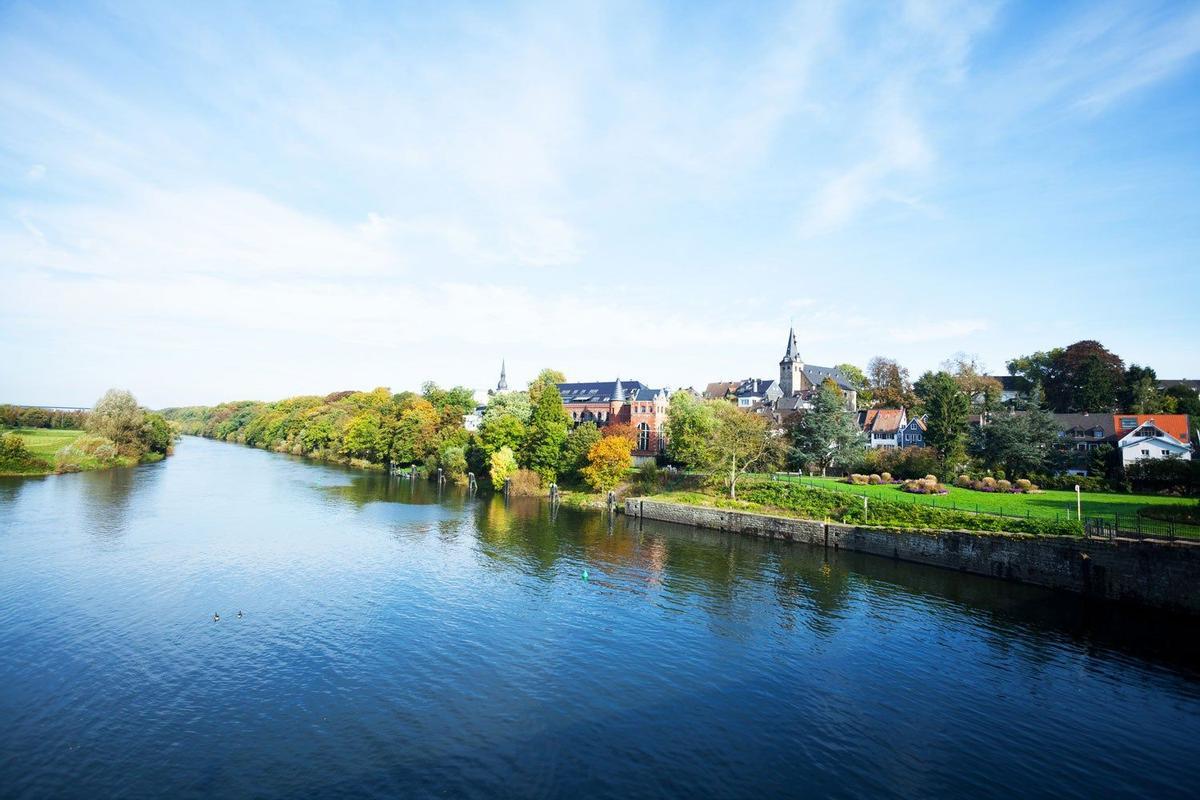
[
  {"xmin": 507, "ymin": 469, "xmax": 543, "ymax": 496},
  {"xmin": 997, "ymin": 479, "xmax": 1012, "ymax": 491},
  {"xmin": 0, "ymin": 433, "xmax": 51, "ymax": 474},
  {"xmin": 489, "ymin": 446, "xmax": 518, "ymax": 488},
  {"xmin": 868, "ymin": 473, "xmax": 883, "ymax": 485},
  {"xmin": 880, "ymin": 472, "xmax": 892, "ymax": 483},
  {"xmin": 53, "ymin": 434, "xmax": 124, "ymax": 473},
  {"xmin": 981, "ymin": 476, "xmax": 997, "ymax": 490},
  {"xmin": 849, "ymin": 473, "xmax": 869, "ymax": 485},
  {"xmin": 1015, "ymin": 478, "xmax": 1032, "ymax": 491},
  {"xmin": 955, "ymin": 474, "xmax": 972, "ymax": 488},
  {"xmin": 634, "ymin": 461, "xmax": 662, "ymax": 493}
]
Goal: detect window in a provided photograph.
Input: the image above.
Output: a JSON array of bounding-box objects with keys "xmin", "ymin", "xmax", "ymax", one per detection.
[
  {"xmin": 1093, "ymin": 429, "xmax": 1103, "ymax": 438},
  {"xmin": 1141, "ymin": 449, "xmax": 1150, "ymax": 456},
  {"xmin": 1162, "ymin": 450, "xmax": 1170, "ymax": 457},
  {"xmin": 637, "ymin": 422, "xmax": 650, "ymax": 451},
  {"xmin": 1121, "ymin": 417, "xmax": 1137, "ymax": 430}
]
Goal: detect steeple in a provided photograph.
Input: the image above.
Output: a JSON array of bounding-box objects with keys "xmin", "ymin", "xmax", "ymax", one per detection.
[
  {"xmin": 779, "ymin": 325, "xmax": 804, "ymax": 396},
  {"xmin": 783, "ymin": 325, "xmax": 801, "ymax": 362},
  {"xmin": 614, "ymin": 377, "xmax": 625, "ymax": 402},
  {"xmin": 496, "ymin": 359, "xmax": 508, "ymax": 392}
]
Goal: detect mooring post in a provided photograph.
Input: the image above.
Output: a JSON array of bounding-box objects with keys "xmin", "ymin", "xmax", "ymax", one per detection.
[
  {"xmin": 468, "ymin": 472, "xmax": 477, "ymax": 493},
  {"xmin": 437, "ymin": 467, "xmax": 445, "ymax": 486},
  {"xmin": 549, "ymin": 483, "xmax": 559, "ymax": 504},
  {"xmin": 607, "ymin": 490, "xmax": 615, "ymax": 514},
  {"xmin": 504, "ymin": 477, "xmax": 511, "ymax": 500}
]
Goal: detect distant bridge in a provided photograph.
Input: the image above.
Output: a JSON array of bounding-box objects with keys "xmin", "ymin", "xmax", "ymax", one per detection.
[{"xmin": 3, "ymin": 404, "xmax": 90, "ymax": 412}]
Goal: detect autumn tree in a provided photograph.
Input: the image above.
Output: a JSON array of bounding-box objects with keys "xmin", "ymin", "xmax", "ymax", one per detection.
[
  {"xmin": 709, "ymin": 402, "xmax": 777, "ymax": 499},
  {"xmin": 582, "ymin": 435, "xmax": 633, "ymax": 491},
  {"xmin": 867, "ymin": 357, "xmax": 915, "ymax": 408},
  {"xmin": 489, "ymin": 446, "xmax": 518, "ymax": 487}
]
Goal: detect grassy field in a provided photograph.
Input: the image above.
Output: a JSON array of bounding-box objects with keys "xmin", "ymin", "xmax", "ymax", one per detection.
[
  {"xmin": 3, "ymin": 428, "xmax": 85, "ymax": 459},
  {"xmin": 774, "ymin": 473, "xmax": 1198, "ymax": 524}
]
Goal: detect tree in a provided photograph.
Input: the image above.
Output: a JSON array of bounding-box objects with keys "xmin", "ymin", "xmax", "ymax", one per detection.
[
  {"xmin": 789, "ymin": 379, "xmax": 865, "ymax": 473},
  {"xmin": 1011, "ymin": 341, "xmax": 1124, "ymax": 412},
  {"xmin": 389, "ymin": 399, "xmax": 439, "ymax": 464},
  {"xmin": 527, "ymin": 368, "xmax": 566, "ymax": 405},
  {"xmin": 342, "ymin": 412, "xmax": 384, "ymax": 460},
  {"xmin": 923, "ymin": 372, "xmax": 969, "ymax": 471},
  {"xmin": 438, "ymin": 445, "xmax": 468, "ymax": 482},
  {"xmin": 836, "ymin": 363, "xmax": 872, "ymax": 406},
  {"xmin": 1164, "ymin": 385, "xmax": 1200, "ymax": 419},
  {"xmin": 141, "ymin": 412, "xmax": 173, "ymax": 455},
  {"xmin": 1120, "ymin": 365, "xmax": 1171, "ymax": 413},
  {"xmin": 709, "ymin": 402, "xmax": 776, "ymax": 499},
  {"xmin": 665, "ymin": 391, "xmax": 716, "ymax": 471},
  {"xmin": 489, "ymin": 446, "xmax": 518, "ymax": 487},
  {"xmin": 581, "ymin": 435, "xmax": 633, "ymax": 491},
  {"xmin": 867, "ymin": 357, "xmax": 915, "ymax": 408},
  {"xmin": 561, "ymin": 422, "xmax": 602, "ymax": 481},
  {"xmin": 523, "ymin": 384, "xmax": 569, "ymax": 481},
  {"xmin": 942, "ymin": 353, "xmax": 1002, "ymax": 409},
  {"xmin": 87, "ymin": 389, "xmax": 146, "ymax": 455},
  {"xmin": 478, "ymin": 413, "xmax": 527, "ymax": 458},
  {"xmin": 970, "ymin": 407, "xmax": 1061, "ymax": 478}
]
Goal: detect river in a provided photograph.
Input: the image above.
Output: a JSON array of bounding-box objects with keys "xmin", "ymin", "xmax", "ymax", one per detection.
[{"xmin": 1, "ymin": 436, "xmax": 1198, "ymax": 799}]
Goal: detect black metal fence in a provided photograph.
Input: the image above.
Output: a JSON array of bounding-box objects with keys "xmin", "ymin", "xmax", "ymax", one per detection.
[{"xmin": 1082, "ymin": 516, "xmax": 1196, "ymax": 542}]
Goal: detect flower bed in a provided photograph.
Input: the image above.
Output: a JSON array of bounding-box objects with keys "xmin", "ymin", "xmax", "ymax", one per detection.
[{"xmin": 954, "ymin": 475, "xmax": 1040, "ymax": 494}]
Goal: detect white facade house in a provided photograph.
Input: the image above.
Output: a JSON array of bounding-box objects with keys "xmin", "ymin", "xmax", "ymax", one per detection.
[{"xmin": 1116, "ymin": 420, "xmax": 1193, "ymax": 465}]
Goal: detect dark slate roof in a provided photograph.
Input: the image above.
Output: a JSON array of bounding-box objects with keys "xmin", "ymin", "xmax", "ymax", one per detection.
[
  {"xmin": 557, "ymin": 380, "xmax": 646, "ymax": 404},
  {"xmin": 733, "ymin": 378, "xmax": 776, "ymax": 397},
  {"xmin": 802, "ymin": 364, "xmax": 853, "ymax": 392},
  {"xmin": 628, "ymin": 386, "xmax": 668, "ymax": 402},
  {"xmin": 1051, "ymin": 413, "xmax": 1115, "ymax": 439}
]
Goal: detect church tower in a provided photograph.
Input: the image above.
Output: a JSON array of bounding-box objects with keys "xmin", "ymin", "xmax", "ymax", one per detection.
[
  {"xmin": 496, "ymin": 359, "xmax": 508, "ymax": 392},
  {"xmin": 779, "ymin": 326, "xmax": 804, "ymax": 396}
]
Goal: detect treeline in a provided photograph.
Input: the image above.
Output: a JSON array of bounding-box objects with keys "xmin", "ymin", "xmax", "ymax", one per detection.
[
  {"xmin": 841, "ymin": 340, "xmax": 1200, "ymax": 416},
  {"xmin": 0, "ymin": 405, "xmax": 88, "ymax": 430},
  {"xmin": 163, "ymin": 372, "xmax": 644, "ymax": 494}
]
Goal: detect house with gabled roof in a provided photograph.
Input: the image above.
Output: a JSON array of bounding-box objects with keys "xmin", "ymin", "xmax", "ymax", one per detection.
[
  {"xmin": 898, "ymin": 415, "xmax": 927, "ymax": 447},
  {"xmin": 857, "ymin": 408, "xmax": 908, "ymax": 449},
  {"xmin": 1112, "ymin": 415, "xmax": 1192, "ymax": 466}
]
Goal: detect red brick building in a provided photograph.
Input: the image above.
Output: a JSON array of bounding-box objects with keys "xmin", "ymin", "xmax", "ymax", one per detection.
[{"xmin": 556, "ymin": 379, "xmax": 669, "ymax": 458}]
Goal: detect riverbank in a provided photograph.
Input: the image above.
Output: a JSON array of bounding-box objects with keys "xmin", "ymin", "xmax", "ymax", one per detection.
[
  {"xmin": 1, "ymin": 427, "xmax": 165, "ymax": 477},
  {"xmin": 625, "ymin": 497, "xmax": 1200, "ymax": 614}
]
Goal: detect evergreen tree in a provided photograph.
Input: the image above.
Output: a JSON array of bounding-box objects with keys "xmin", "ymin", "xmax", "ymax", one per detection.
[
  {"xmin": 523, "ymin": 384, "xmax": 570, "ymax": 481},
  {"xmin": 923, "ymin": 372, "xmax": 969, "ymax": 471},
  {"xmin": 789, "ymin": 380, "xmax": 865, "ymax": 473}
]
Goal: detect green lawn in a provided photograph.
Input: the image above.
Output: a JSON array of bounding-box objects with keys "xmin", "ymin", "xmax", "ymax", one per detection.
[
  {"xmin": 3, "ymin": 428, "xmax": 85, "ymax": 458},
  {"xmin": 775, "ymin": 474, "xmax": 1198, "ymax": 524}
]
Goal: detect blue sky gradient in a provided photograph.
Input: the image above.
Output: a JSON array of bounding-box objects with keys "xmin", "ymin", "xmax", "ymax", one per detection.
[{"xmin": 2, "ymin": 0, "xmax": 1198, "ymax": 407}]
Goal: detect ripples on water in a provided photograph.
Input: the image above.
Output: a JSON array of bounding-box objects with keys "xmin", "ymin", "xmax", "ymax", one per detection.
[{"xmin": 1, "ymin": 437, "xmax": 1198, "ymax": 799}]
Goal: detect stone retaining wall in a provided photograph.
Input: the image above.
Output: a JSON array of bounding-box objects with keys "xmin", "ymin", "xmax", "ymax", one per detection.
[{"xmin": 625, "ymin": 498, "xmax": 1200, "ymax": 614}]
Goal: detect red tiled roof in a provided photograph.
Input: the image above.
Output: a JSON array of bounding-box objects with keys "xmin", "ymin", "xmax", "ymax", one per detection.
[
  {"xmin": 1112, "ymin": 414, "xmax": 1191, "ymax": 443},
  {"xmin": 861, "ymin": 408, "xmax": 905, "ymax": 434}
]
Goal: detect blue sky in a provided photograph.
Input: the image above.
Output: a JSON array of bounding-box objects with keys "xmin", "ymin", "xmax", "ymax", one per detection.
[{"xmin": 2, "ymin": 0, "xmax": 1198, "ymax": 408}]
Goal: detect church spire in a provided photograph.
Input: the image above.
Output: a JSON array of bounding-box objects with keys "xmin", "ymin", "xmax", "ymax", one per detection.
[
  {"xmin": 783, "ymin": 325, "xmax": 800, "ymax": 362},
  {"xmin": 496, "ymin": 359, "xmax": 508, "ymax": 392},
  {"xmin": 614, "ymin": 377, "xmax": 625, "ymax": 402}
]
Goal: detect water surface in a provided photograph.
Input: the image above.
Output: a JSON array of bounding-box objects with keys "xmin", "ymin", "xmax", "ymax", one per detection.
[{"xmin": 2, "ymin": 436, "xmax": 1198, "ymax": 799}]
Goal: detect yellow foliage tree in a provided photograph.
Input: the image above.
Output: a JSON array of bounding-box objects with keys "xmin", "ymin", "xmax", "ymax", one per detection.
[{"xmin": 582, "ymin": 435, "xmax": 634, "ymax": 492}]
